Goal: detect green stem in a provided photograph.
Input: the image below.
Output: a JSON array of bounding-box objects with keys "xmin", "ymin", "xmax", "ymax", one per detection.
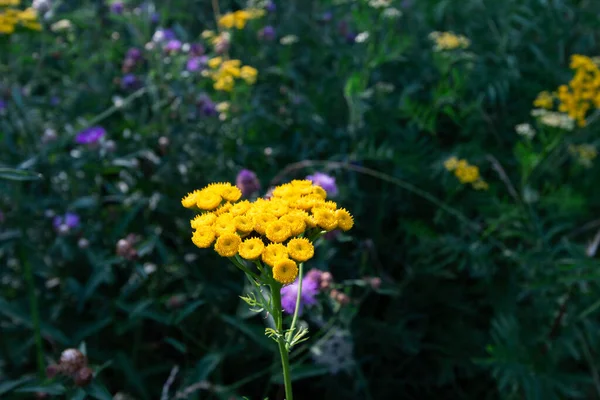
[
  {"xmin": 270, "ymin": 282, "xmax": 293, "ymax": 400},
  {"xmin": 21, "ymin": 244, "xmax": 44, "ymax": 378},
  {"xmin": 229, "ymin": 256, "xmax": 260, "ymax": 281},
  {"xmin": 285, "ymin": 263, "xmax": 304, "ymax": 350}
]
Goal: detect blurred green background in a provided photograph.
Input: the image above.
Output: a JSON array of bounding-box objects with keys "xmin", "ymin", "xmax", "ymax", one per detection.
[{"xmin": 3, "ymin": 0, "xmax": 600, "ymax": 398}]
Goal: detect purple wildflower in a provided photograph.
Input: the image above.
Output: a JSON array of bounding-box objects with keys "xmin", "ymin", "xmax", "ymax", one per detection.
[
  {"xmin": 0, "ymin": 100, "xmax": 5, "ymax": 111},
  {"xmin": 186, "ymin": 56, "xmax": 207, "ymax": 72},
  {"xmin": 110, "ymin": 1, "xmax": 124, "ymax": 14},
  {"xmin": 50, "ymin": 96, "xmax": 60, "ymax": 106},
  {"xmin": 281, "ymin": 269, "xmax": 322, "ymax": 315},
  {"xmin": 189, "ymin": 43, "xmax": 205, "ymax": 56},
  {"xmin": 197, "ymin": 94, "xmax": 217, "ymax": 117},
  {"xmin": 152, "ymin": 28, "xmax": 176, "ymax": 43},
  {"xmin": 236, "ymin": 169, "xmax": 261, "ymax": 197},
  {"xmin": 259, "ymin": 25, "xmax": 276, "ymax": 41},
  {"xmin": 265, "ymin": 1, "xmax": 276, "ymax": 12},
  {"xmin": 151, "ymin": 12, "xmax": 160, "ymax": 24},
  {"xmin": 121, "ymin": 74, "xmax": 140, "ymax": 90},
  {"xmin": 321, "ymin": 11, "xmax": 333, "ymax": 23},
  {"xmin": 338, "ymin": 21, "xmax": 356, "ymax": 43},
  {"xmin": 53, "ymin": 212, "xmax": 80, "ymax": 232},
  {"xmin": 75, "ymin": 126, "xmax": 106, "ymax": 145},
  {"xmin": 164, "ymin": 39, "xmax": 182, "ymax": 53},
  {"xmin": 306, "ymin": 172, "xmax": 338, "ymax": 196},
  {"xmin": 126, "ymin": 48, "xmax": 143, "ymax": 62}
]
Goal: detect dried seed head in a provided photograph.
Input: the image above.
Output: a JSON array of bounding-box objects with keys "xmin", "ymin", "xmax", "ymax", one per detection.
[
  {"xmin": 74, "ymin": 366, "xmax": 94, "ymax": 387},
  {"xmin": 59, "ymin": 348, "xmax": 87, "ymax": 375}
]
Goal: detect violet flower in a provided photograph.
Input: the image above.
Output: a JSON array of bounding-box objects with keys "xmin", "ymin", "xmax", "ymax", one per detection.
[
  {"xmin": 53, "ymin": 212, "xmax": 80, "ymax": 233},
  {"xmin": 306, "ymin": 172, "xmax": 338, "ymax": 196},
  {"xmin": 164, "ymin": 39, "xmax": 182, "ymax": 53},
  {"xmin": 265, "ymin": 1, "xmax": 276, "ymax": 12},
  {"xmin": 189, "ymin": 43, "xmax": 205, "ymax": 56},
  {"xmin": 126, "ymin": 48, "xmax": 143, "ymax": 62},
  {"xmin": 197, "ymin": 94, "xmax": 217, "ymax": 117},
  {"xmin": 259, "ymin": 26, "xmax": 276, "ymax": 41},
  {"xmin": 0, "ymin": 100, "xmax": 5, "ymax": 112},
  {"xmin": 121, "ymin": 74, "xmax": 140, "ymax": 90},
  {"xmin": 281, "ymin": 269, "xmax": 323, "ymax": 315},
  {"xmin": 236, "ymin": 169, "xmax": 261, "ymax": 197},
  {"xmin": 152, "ymin": 28, "xmax": 176, "ymax": 43},
  {"xmin": 110, "ymin": 1, "xmax": 124, "ymax": 14},
  {"xmin": 186, "ymin": 56, "xmax": 207, "ymax": 72},
  {"xmin": 75, "ymin": 126, "xmax": 106, "ymax": 145}
]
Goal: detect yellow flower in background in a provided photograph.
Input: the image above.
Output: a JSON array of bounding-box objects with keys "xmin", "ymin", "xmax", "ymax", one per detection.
[
  {"xmin": 0, "ymin": 4, "xmax": 41, "ymax": 34},
  {"xmin": 208, "ymin": 57, "xmax": 222, "ymax": 69},
  {"xmin": 0, "ymin": 0, "xmax": 20, "ymax": 6},
  {"xmin": 218, "ymin": 13, "xmax": 236, "ymax": 29},
  {"xmin": 533, "ymin": 91, "xmax": 554, "ymax": 109},
  {"xmin": 240, "ymin": 66, "xmax": 258, "ymax": 84},
  {"xmin": 447, "ymin": 158, "xmax": 488, "ymax": 190},
  {"xmin": 214, "ymin": 75, "xmax": 235, "ymax": 91},
  {"xmin": 569, "ymin": 144, "xmax": 597, "ymax": 168},
  {"xmin": 444, "ymin": 156, "xmax": 460, "ymax": 171},
  {"xmin": 201, "ymin": 30, "xmax": 215, "ymax": 39},
  {"xmin": 429, "ymin": 31, "xmax": 470, "ymax": 52},
  {"xmin": 218, "ymin": 8, "xmax": 264, "ymax": 30}
]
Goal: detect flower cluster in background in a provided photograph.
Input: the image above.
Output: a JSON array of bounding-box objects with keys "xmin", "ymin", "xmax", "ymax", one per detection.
[
  {"xmin": 556, "ymin": 55, "xmax": 600, "ymax": 127},
  {"xmin": 0, "ymin": 1, "xmax": 41, "ymax": 34},
  {"xmin": 205, "ymin": 57, "xmax": 258, "ymax": 91},
  {"xmin": 444, "ymin": 157, "xmax": 488, "ymax": 190},
  {"xmin": 218, "ymin": 8, "xmax": 265, "ymax": 30},
  {"xmin": 568, "ymin": 144, "xmax": 597, "ymax": 168},
  {"xmin": 428, "ymin": 31, "xmax": 471, "ymax": 52},
  {"xmin": 515, "ymin": 123, "xmax": 536, "ymax": 140}
]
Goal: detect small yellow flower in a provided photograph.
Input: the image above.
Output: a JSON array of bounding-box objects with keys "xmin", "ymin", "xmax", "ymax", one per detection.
[
  {"xmin": 472, "ymin": 180, "xmax": 489, "ymax": 190},
  {"xmin": 221, "ymin": 185, "xmax": 242, "ymax": 202},
  {"xmin": 18, "ymin": 7, "xmax": 37, "ymax": 22},
  {"xmin": 455, "ymin": 165, "xmax": 480, "ymax": 184},
  {"xmin": 214, "ymin": 213, "xmax": 235, "ymax": 236},
  {"xmin": 262, "ymin": 243, "xmax": 288, "ymax": 267},
  {"xmin": 444, "ymin": 156, "xmax": 459, "ymax": 171},
  {"xmin": 312, "ymin": 208, "xmax": 338, "ymax": 231},
  {"xmin": 238, "ymin": 237, "xmax": 265, "ymax": 260},
  {"xmin": 201, "ymin": 30, "xmax": 215, "ymax": 39},
  {"xmin": 214, "ymin": 232, "xmax": 241, "ymax": 257},
  {"xmin": 265, "ymin": 220, "xmax": 292, "ymax": 243},
  {"xmin": 191, "ymin": 212, "xmax": 217, "ymax": 229},
  {"xmin": 533, "ymin": 91, "xmax": 554, "ymax": 109},
  {"xmin": 214, "ymin": 202, "xmax": 233, "ymax": 216},
  {"xmin": 230, "ymin": 200, "xmax": 251, "ymax": 216},
  {"xmin": 335, "ymin": 208, "xmax": 354, "ymax": 231},
  {"xmin": 0, "ymin": 0, "xmax": 21, "ymax": 6},
  {"xmin": 253, "ymin": 212, "xmax": 277, "ymax": 235},
  {"xmin": 312, "ymin": 186, "xmax": 327, "ymax": 199},
  {"xmin": 214, "ymin": 75, "xmax": 235, "ymax": 92},
  {"xmin": 279, "ymin": 214, "xmax": 306, "ymax": 236},
  {"xmin": 240, "ymin": 66, "xmax": 258, "ymax": 84},
  {"xmin": 196, "ymin": 191, "xmax": 222, "ymax": 210},
  {"xmin": 322, "ymin": 201, "xmax": 337, "ymax": 210},
  {"xmin": 287, "ymin": 238, "xmax": 314, "ymax": 262},
  {"xmin": 233, "ymin": 10, "xmax": 250, "ymax": 29},
  {"xmin": 218, "ymin": 13, "xmax": 236, "ymax": 29},
  {"xmin": 273, "ymin": 258, "xmax": 299, "ymax": 285},
  {"xmin": 234, "ymin": 215, "xmax": 254, "ymax": 233},
  {"xmin": 216, "ymin": 102, "xmax": 230, "ymax": 113},
  {"xmin": 267, "ymin": 199, "xmax": 289, "ymax": 217},
  {"xmin": 208, "ymin": 57, "xmax": 223, "ymax": 69},
  {"xmin": 192, "ymin": 226, "xmax": 216, "ymax": 248},
  {"xmin": 181, "ymin": 191, "xmax": 199, "ymax": 208}
]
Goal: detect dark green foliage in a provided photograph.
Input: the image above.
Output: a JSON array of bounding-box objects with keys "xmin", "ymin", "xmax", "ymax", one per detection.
[{"xmin": 2, "ymin": 0, "xmax": 600, "ymax": 399}]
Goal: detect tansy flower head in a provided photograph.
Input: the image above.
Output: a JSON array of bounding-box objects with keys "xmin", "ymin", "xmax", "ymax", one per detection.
[
  {"xmin": 231, "ymin": 200, "xmax": 251, "ymax": 216},
  {"xmin": 214, "ymin": 232, "xmax": 241, "ymax": 257},
  {"xmin": 335, "ymin": 208, "xmax": 354, "ymax": 231},
  {"xmin": 214, "ymin": 213, "xmax": 235, "ymax": 236},
  {"xmin": 312, "ymin": 208, "xmax": 338, "ymax": 231},
  {"xmin": 196, "ymin": 190, "xmax": 222, "ymax": 210},
  {"xmin": 444, "ymin": 157, "xmax": 459, "ymax": 171},
  {"xmin": 253, "ymin": 212, "xmax": 277, "ymax": 235},
  {"xmin": 262, "ymin": 243, "xmax": 288, "ymax": 267},
  {"xmin": 287, "ymin": 238, "xmax": 315, "ymax": 262},
  {"xmin": 221, "ymin": 185, "xmax": 242, "ymax": 202},
  {"xmin": 192, "ymin": 226, "xmax": 216, "ymax": 248},
  {"xmin": 266, "ymin": 220, "xmax": 292, "ymax": 243},
  {"xmin": 191, "ymin": 212, "xmax": 217, "ymax": 229},
  {"xmin": 240, "ymin": 66, "xmax": 258, "ymax": 84},
  {"xmin": 273, "ymin": 259, "xmax": 299, "ymax": 285},
  {"xmin": 234, "ymin": 215, "xmax": 254, "ymax": 233},
  {"xmin": 182, "ymin": 191, "xmax": 199, "ymax": 208},
  {"xmin": 279, "ymin": 214, "xmax": 306, "ymax": 236},
  {"xmin": 238, "ymin": 237, "xmax": 265, "ymax": 260}
]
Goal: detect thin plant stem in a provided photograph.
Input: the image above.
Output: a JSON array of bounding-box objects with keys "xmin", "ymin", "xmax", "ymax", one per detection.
[
  {"xmin": 270, "ymin": 282, "xmax": 294, "ymax": 400},
  {"xmin": 285, "ymin": 262, "xmax": 304, "ymax": 350},
  {"xmin": 21, "ymin": 244, "xmax": 44, "ymax": 378},
  {"xmin": 229, "ymin": 256, "xmax": 260, "ymax": 281}
]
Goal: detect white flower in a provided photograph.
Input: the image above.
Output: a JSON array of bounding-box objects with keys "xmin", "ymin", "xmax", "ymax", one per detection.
[
  {"xmin": 51, "ymin": 19, "xmax": 72, "ymax": 32},
  {"xmin": 355, "ymin": 31, "xmax": 370, "ymax": 43},
  {"xmin": 368, "ymin": 0, "xmax": 391, "ymax": 8},
  {"xmin": 280, "ymin": 35, "xmax": 299, "ymax": 45},
  {"xmin": 515, "ymin": 123, "xmax": 536, "ymax": 139},
  {"xmin": 382, "ymin": 7, "xmax": 402, "ymax": 18}
]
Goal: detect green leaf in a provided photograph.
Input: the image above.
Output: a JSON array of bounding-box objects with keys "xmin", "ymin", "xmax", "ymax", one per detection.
[
  {"xmin": 220, "ymin": 314, "xmax": 273, "ymax": 350},
  {"xmin": 15, "ymin": 382, "xmax": 66, "ymax": 395},
  {"xmin": 116, "ymin": 352, "xmax": 149, "ymax": 400},
  {"xmin": 174, "ymin": 299, "xmax": 205, "ymax": 324},
  {"xmin": 84, "ymin": 381, "xmax": 114, "ymax": 400},
  {"xmin": 0, "ymin": 377, "xmax": 34, "ymax": 395},
  {"xmin": 0, "ymin": 167, "xmax": 43, "ymax": 181},
  {"xmin": 164, "ymin": 337, "xmax": 187, "ymax": 353},
  {"xmin": 190, "ymin": 352, "xmax": 222, "ymax": 382}
]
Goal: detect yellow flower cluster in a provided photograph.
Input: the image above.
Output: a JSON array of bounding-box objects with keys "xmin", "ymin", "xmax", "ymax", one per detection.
[
  {"xmin": 428, "ymin": 31, "xmax": 470, "ymax": 52},
  {"xmin": 533, "ymin": 91, "xmax": 554, "ymax": 109},
  {"xmin": 182, "ymin": 180, "xmax": 354, "ymax": 285},
  {"xmin": 0, "ymin": 3, "xmax": 41, "ymax": 34},
  {"xmin": 444, "ymin": 157, "xmax": 488, "ymax": 190},
  {"xmin": 568, "ymin": 144, "xmax": 597, "ymax": 168},
  {"xmin": 218, "ymin": 8, "xmax": 265, "ymax": 30},
  {"xmin": 205, "ymin": 57, "xmax": 258, "ymax": 91},
  {"xmin": 553, "ymin": 55, "xmax": 600, "ymax": 127}
]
